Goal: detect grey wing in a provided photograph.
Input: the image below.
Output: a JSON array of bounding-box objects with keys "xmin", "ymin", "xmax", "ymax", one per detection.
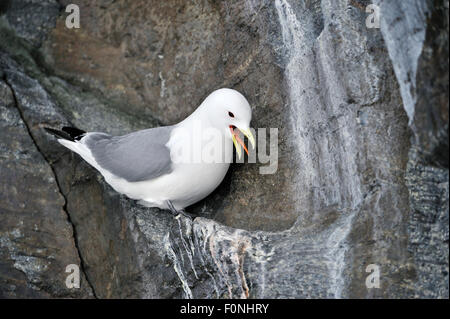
[{"xmin": 85, "ymin": 126, "xmax": 173, "ymax": 182}]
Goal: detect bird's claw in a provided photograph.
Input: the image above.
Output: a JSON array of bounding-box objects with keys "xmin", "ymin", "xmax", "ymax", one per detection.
[
  {"xmin": 166, "ymin": 201, "xmax": 195, "ymax": 220},
  {"xmin": 178, "ymin": 210, "xmax": 195, "ymax": 220}
]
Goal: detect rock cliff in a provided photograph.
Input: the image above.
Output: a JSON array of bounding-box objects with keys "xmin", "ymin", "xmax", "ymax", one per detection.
[{"xmin": 0, "ymin": 0, "xmax": 448, "ymax": 298}]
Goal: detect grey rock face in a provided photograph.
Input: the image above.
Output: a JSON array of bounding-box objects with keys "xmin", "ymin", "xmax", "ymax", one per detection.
[
  {"xmin": 377, "ymin": 0, "xmax": 449, "ymax": 298},
  {"xmin": 0, "ymin": 0, "xmax": 448, "ymax": 298},
  {"xmin": 406, "ymin": 148, "xmax": 449, "ymax": 298},
  {"xmin": 0, "ymin": 58, "xmax": 93, "ymax": 298},
  {"xmin": 373, "ymin": 0, "xmax": 429, "ymax": 123},
  {"xmin": 1, "ymin": 0, "xmax": 60, "ymax": 47}
]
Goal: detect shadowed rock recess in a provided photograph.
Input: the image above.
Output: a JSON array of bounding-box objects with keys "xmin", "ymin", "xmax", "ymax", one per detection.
[{"xmin": 0, "ymin": 0, "xmax": 447, "ymax": 298}]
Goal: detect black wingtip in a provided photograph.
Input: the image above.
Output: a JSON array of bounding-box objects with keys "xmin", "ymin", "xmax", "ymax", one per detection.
[
  {"xmin": 44, "ymin": 126, "xmax": 86, "ymax": 141},
  {"xmin": 61, "ymin": 126, "xmax": 86, "ymax": 140},
  {"xmin": 44, "ymin": 127, "xmax": 74, "ymax": 141}
]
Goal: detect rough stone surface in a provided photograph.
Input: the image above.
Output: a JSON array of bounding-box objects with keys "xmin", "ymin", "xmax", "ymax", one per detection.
[
  {"xmin": 0, "ymin": 0, "xmax": 448, "ymax": 298},
  {"xmin": 375, "ymin": 0, "xmax": 449, "ymax": 298},
  {"xmin": 0, "ymin": 59, "xmax": 93, "ymax": 298},
  {"xmin": 1, "ymin": 0, "xmax": 60, "ymax": 47}
]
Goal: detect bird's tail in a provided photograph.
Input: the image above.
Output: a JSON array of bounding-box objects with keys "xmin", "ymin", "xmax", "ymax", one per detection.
[{"xmin": 44, "ymin": 126, "xmax": 86, "ymax": 141}]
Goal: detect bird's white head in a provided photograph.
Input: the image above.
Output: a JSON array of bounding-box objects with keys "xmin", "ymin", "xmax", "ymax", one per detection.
[{"xmin": 198, "ymin": 88, "xmax": 255, "ymax": 158}]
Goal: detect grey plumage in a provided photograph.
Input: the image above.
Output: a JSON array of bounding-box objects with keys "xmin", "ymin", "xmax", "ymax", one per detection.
[{"xmin": 85, "ymin": 126, "xmax": 173, "ymax": 182}]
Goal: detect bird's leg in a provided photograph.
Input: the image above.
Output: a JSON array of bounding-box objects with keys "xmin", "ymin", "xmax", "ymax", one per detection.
[
  {"xmin": 178, "ymin": 209, "xmax": 196, "ymax": 220},
  {"xmin": 166, "ymin": 200, "xmax": 195, "ymax": 220},
  {"xmin": 166, "ymin": 200, "xmax": 179, "ymax": 216}
]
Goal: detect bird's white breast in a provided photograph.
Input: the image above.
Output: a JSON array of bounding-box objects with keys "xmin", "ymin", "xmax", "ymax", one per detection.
[{"xmin": 108, "ymin": 122, "xmax": 233, "ymax": 210}]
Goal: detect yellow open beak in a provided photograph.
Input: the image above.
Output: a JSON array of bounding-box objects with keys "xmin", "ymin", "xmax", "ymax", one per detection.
[{"xmin": 230, "ymin": 126, "xmax": 255, "ymax": 159}]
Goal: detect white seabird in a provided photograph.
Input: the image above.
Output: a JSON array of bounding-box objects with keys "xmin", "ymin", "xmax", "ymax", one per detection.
[{"xmin": 45, "ymin": 88, "xmax": 255, "ymax": 217}]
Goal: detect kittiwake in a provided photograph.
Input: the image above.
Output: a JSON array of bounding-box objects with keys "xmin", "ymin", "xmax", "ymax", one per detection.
[{"xmin": 44, "ymin": 88, "xmax": 255, "ymax": 218}]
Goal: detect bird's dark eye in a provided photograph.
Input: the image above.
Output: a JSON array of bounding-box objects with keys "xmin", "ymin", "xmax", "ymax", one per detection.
[{"xmin": 228, "ymin": 111, "xmax": 235, "ymax": 118}]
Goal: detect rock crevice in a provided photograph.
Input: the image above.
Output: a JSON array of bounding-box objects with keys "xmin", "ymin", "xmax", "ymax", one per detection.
[{"xmin": 2, "ymin": 64, "xmax": 97, "ymax": 298}]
